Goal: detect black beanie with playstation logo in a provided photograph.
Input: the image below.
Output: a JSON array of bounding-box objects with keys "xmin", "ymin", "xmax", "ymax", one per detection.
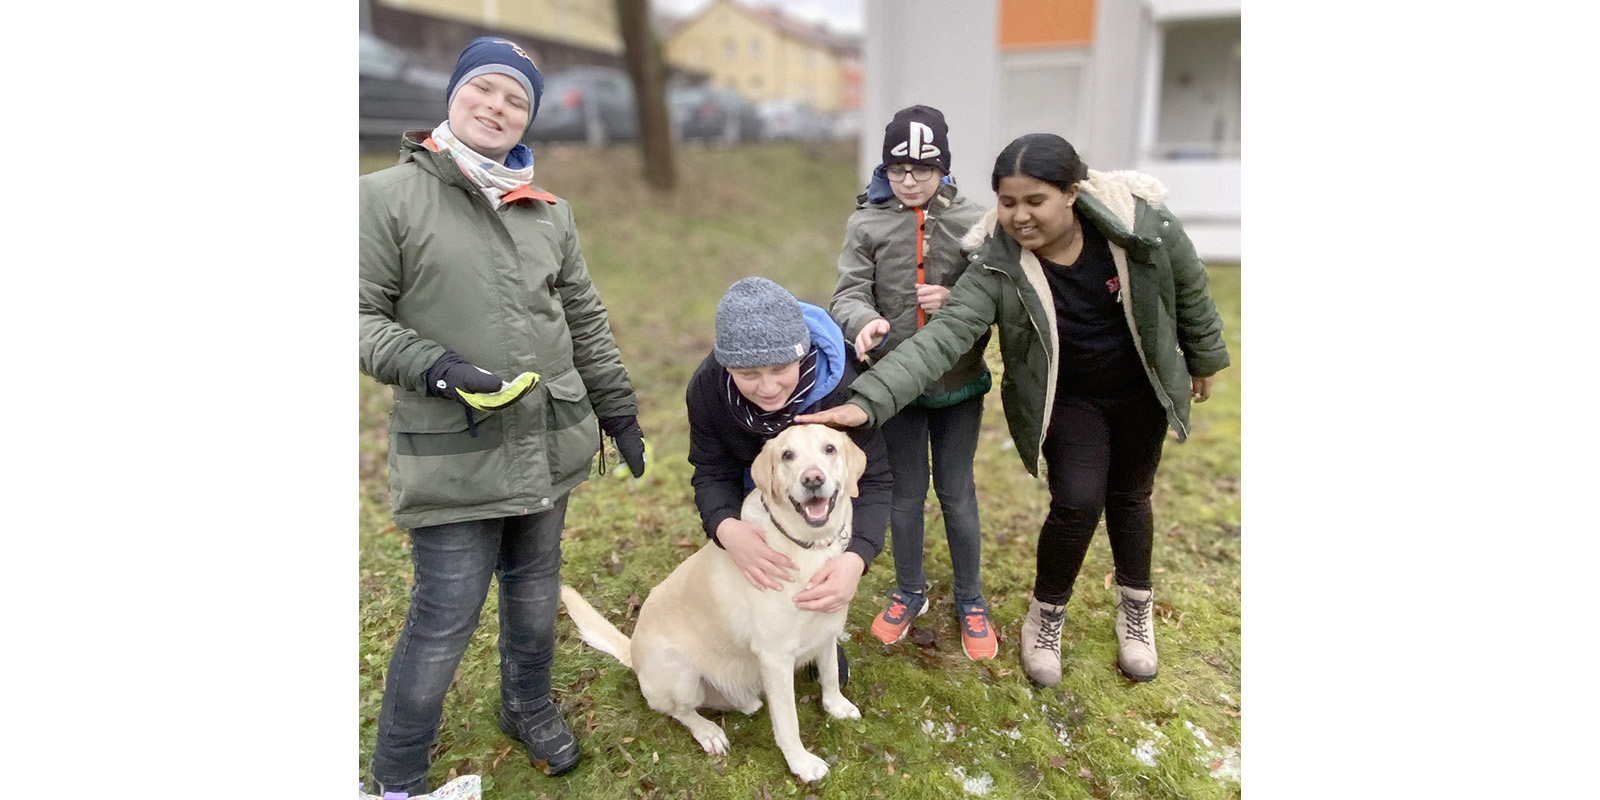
[{"xmin": 881, "ymin": 105, "xmax": 951, "ymax": 173}]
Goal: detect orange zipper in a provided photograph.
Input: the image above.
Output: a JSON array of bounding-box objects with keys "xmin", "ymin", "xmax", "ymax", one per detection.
[{"xmin": 916, "ymin": 206, "xmax": 927, "ymax": 328}]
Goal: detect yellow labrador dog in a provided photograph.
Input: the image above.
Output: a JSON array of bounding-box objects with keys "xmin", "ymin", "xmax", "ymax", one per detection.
[{"xmin": 561, "ymin": 424, "xmax": 866, "ymax": 782}]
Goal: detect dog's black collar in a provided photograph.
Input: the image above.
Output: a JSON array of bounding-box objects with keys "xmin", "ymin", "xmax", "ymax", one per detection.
[{"xmin": 761, "ymin": 497, "xmax": 849, "ymax": 551}]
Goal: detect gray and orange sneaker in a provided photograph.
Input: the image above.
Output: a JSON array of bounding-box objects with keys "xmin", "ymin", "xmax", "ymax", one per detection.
[
  {"xmin": 955, "ymin": 597, "xmax": 998, "ymax": 660},
  {"xmin": 870, "ymin": 589, "xmax": 928, "ymax": 644}
]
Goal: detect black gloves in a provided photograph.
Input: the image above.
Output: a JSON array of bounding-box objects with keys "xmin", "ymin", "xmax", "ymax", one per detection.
[
  {"xmin": 600, "ymin": 415, "xmax": 647, "ymax": 478},
  {"xmin": 425, "ymin": 352, "xmax": 504, "ymax": 405}
]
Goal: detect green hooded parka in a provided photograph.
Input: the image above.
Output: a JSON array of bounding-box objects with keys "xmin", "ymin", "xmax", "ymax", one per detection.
[
  {"xmin": 845, "ymin": 169, "xmax": 1229, "ymax": 476},
  {"xmin": 359, "ymin": 132, "xmax": 638, "ymax": 529}
]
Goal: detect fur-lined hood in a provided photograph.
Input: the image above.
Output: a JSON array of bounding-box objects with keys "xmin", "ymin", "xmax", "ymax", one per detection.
[{"xmin": 959, "ymin": 168, "xmax": 1170, "ymax": 251}]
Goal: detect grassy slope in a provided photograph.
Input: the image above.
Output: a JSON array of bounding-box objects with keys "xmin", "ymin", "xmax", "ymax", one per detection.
[{"xmin": 358, "ymin": 143, "xmax": 1241, "ymax": 800}]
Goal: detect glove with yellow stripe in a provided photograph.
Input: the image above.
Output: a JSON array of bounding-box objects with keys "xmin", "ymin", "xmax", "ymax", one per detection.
[{"xmin": 425, "ymin": 351, "xmax": 505, "ymax": 405}]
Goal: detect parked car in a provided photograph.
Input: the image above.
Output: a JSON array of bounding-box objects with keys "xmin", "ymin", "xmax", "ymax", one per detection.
[
  {"xmin": 526, "ymin": 66, "xmax": 639, "ymax": 147},
  {"xmin": 359, "ymin": 32, "xmax": 449, "ymax": 149},
  {"xmin": 669, "ymin": 86, "xmax": 763, "ymax": 146},
  {"xmin": 827, "ymin": 109, "xmax": 863, "ymax": 143},
  {"xmin": 756, "ymin": 100, "xmax": 831, "ymax": 143}
]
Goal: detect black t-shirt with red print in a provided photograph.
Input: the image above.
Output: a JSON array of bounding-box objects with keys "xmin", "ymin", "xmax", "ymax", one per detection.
[{"xmin": 1041, "ymin": 220, "xmax": 1150, "ymax": 400}]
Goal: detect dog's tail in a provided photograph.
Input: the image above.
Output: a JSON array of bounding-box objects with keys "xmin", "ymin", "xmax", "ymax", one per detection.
[{"xmin": 559, "ymin": 585, "xmax": 633, "ymax": 669}]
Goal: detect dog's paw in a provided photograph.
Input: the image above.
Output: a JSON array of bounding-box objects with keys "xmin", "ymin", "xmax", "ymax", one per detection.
[
  {"xmin": 692, "ymin": 725, "xmax": 730, "ymax": 755},
  {"xmin": 785, "ymin": 750, "xmax": 830, "ymax": 783},
  {"xmin": 821, "ymin": 694, "xmax": 860, "ymax": 720}
]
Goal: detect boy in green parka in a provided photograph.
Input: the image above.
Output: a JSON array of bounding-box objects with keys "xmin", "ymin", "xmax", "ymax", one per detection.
[{"xmin": 359, "ymin": 37, "xmax": 646, "ymax": 796}]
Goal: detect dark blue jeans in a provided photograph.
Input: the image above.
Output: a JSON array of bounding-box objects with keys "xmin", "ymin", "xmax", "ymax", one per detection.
[
  {"xmin": 369, "ymin": 497, "xmax": 568, "ymax": 790},
  {"xmin": 1033, "ymin": 394, "xmax": 1167, "ymax": 605},
  {"xmin": 881, "ymin": 394, "xmax": 985, "ymax": 602}
]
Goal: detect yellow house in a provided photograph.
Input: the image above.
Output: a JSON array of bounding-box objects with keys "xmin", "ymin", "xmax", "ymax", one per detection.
[
  {"xmin": 663, "ymin": 0, "xmax": 856, "ymax": 112},
  {"xmin": 370, "ymin": 0, "xmax": 623, "ymax": 70}
]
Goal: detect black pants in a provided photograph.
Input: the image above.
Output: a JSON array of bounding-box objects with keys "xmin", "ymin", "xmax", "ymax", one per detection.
[{"xmin": 1033, "ymin": 393, "xmax": 1168, "ymax": 605}]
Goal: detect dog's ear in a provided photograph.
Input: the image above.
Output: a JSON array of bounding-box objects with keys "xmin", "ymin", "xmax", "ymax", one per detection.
[
  {"xmin": 752, "ymin": 440, "xmax": 773, "ymax": 496},
  {"xmin": 841, "ymin": 434, "xmax": 867, "ymax": 498}
]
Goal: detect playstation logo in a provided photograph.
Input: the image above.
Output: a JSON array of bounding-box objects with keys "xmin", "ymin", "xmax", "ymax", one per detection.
[{"xmin": 890, "ymin": 121, "xmax": 941, "ymax": 161}]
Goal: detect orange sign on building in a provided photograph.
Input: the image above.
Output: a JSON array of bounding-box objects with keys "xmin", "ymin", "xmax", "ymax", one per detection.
[{"xmin": 998, "ymin": 0, "xmax": 1095, "ymax": 49}]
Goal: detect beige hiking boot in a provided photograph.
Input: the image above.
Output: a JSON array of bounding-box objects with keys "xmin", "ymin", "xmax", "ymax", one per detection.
[
  {"xmin": 1020, "ymin": 596, "xmax": 1068, "ymax": 687},
  {"xmin": 1115, "ymin": 585, "xmax": 1158, "ymax": 682}
]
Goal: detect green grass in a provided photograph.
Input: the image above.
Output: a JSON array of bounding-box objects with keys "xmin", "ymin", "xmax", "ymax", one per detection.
[{"xmin": 359, "ymin": 142, "xmax": 1241, "ymax": 799}]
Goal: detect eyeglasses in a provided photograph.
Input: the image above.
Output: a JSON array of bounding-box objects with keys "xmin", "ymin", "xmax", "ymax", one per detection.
[{"xmin": 886, "ymin": 164, "xmax": 937, "ymax": 181}]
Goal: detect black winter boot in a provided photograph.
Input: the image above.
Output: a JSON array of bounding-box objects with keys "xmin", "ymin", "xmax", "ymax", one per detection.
[{"xmin": 497, "ymin": 697, "xmax": 581, "ymax": 776}]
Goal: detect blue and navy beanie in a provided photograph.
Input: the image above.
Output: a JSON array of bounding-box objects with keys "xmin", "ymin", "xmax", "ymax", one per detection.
[{"xmin": 446, "ymin": 37, "xmax": 545, "ymax": 134}]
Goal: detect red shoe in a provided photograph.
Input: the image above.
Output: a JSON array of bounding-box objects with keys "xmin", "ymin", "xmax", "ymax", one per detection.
[
  {"xmin": 870, "ymin": 589, "xmax": 928, "ymax": 644},
  {"xmin": 956, "ymin": 598, "xmax": 998, "ymax": 660}
]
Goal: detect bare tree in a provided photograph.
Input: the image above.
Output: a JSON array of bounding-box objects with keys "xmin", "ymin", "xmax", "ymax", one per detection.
[{"xmin": 615, "ymin": 0, "xmax": 677, "ymax": 191}]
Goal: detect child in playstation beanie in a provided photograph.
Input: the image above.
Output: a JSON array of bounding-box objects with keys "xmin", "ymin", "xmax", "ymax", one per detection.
[{"xmin": 882, "ymin": 105, "xmax": 952, "ymax": 173}]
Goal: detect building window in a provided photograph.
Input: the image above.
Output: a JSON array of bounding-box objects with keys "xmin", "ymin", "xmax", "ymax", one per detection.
[
  {"xmin": 1154, "ymin": 17, "xmax": 1241, "ymax": 159},
  {"xmin": 1000, "ymin": 49, "xmax": 1089, "ymax": 149},
  {"xmin": 724, "ymin": 39, "xmax": 737, "ymax": 61},
  {"xmin": 750, "ymin": 38, "xmax": 762, "ymax": 59}
]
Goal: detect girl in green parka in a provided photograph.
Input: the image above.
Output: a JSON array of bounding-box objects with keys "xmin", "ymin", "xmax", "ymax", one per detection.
[
  {"xmin": 359, "ymin": 38, "xmax": 646, "ymax": 796},
  {"xmin": 799, "ymin": 133, "xmax": 1229, "ymax": 687}
]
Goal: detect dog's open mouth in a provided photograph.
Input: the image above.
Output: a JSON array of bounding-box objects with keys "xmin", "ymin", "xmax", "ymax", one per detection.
[{"xmin": 791, "ymin": 492, "xmax": 838, "ymax": 528}]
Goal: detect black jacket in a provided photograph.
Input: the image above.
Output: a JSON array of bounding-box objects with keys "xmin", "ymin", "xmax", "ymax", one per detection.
[{"xmin": 685, "ymin": 351, "xmax": 890, "ymax": 569}]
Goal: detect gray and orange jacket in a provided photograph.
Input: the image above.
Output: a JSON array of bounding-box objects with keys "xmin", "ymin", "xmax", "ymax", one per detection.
[
  {"xmin": 359, "ymin": 130, "xmax": 638, "ymax": 529},
  {"xmin": 831, "ymin": 179, "xmax": 990, "ymax": 404}
]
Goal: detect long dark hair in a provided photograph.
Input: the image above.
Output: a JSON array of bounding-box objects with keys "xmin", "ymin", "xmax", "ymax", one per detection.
[{"xmin": 991, "ymin": 133, "xmax": 1089, "ymax": 193}]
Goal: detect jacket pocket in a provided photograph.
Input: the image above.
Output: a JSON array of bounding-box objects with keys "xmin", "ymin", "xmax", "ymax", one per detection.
[
  {"xmin": 387, "ymin": 398, "xmax": 510, "ymax": 514},
  {"xmin": 542, "ymin": 367, "xmax": 600, "ymax": 487}
]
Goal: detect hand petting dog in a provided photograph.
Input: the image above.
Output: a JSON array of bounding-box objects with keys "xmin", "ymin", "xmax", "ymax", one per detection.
[
  {"xmin": 793, "ymin": 552, "xmax": 865, "ymax": 613},
  {"xmin": 717, "ymin": 517, "xmax": 797, "ymax": 590}
]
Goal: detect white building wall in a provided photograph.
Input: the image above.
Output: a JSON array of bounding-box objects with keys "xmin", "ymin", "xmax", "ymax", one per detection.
[
  {"xmin": 1085, "ymin": 0, "xmax": 1149, "ymax": 168},
  {"xmin": 861, "ymin": 0, "xmax": 1000, "ymax": 201},
  {"xmin": 1128, "ymin": 0, "xmax": 1241, "ymax": 262},
  {"xmin": 862, "ymin": 0, "xmax": 1241, "ymax": 262},
  {"xmin": 997, "ymin": 46, "xmax": 1092, "ymax": 163}
]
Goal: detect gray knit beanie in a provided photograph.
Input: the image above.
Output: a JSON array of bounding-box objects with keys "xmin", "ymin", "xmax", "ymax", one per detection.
[{"xmin": 714, "ymin": 277, "xmax": 809, "ymax": 369}]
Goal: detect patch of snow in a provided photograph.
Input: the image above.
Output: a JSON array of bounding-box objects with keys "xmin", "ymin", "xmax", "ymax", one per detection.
[
  {"xmin": 922, "ymin": 719, "xmax": 956, "ymax": 742},
  {"xmin": 1182, "ymin": 720, "xmax": 1240, "ymax": 783},
  {"xmin": 1132, "ymin": 723, "xmax": 1167, "ymax": 767},
  {"xmin": 1211, "ymin": 746, "xmax": 1241, "ymax": 782},
  {"xmin": 1132, "ymin": 739, "xmax": 1159, "ymax": 767},
  {"xmin": 950, "ymin": 766, "xmax": 995, "ymax": 796},
  {"xmin": 1000, "ymin": 727, "xmax": 1022, "ymax": 740},
  {"xmin": 1184, "ymin": 720, "xmax": 1213, "ymax": 748},
  {"xmin": 1041, "ymin": 703, "xmax": 1072, "ymax": 747}
]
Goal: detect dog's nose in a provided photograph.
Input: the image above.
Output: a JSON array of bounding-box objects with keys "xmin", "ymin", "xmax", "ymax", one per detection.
[{"xmin": 801, "ymin": 468, "xmax": 825, "ymax": 491}]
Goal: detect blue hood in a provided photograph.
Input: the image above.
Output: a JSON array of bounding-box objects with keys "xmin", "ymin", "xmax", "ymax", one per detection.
[{"xmin": 800, "ymin": 302, "xmax": 845, "ymax": 407}]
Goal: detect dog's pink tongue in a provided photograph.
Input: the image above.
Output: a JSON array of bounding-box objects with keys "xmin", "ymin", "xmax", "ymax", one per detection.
[{"xmin": 804, "ymin": 497, "xmax": 830, "ymax": 522}]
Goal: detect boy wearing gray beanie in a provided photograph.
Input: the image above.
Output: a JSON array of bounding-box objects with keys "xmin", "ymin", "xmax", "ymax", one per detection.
[
  {"xmin": 686, "ymin": 278, "xmax": 895, "ymax": 680},
  {"xmin": 714, "ymin": 276, "xmax": 812, "ymax": 370}
]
